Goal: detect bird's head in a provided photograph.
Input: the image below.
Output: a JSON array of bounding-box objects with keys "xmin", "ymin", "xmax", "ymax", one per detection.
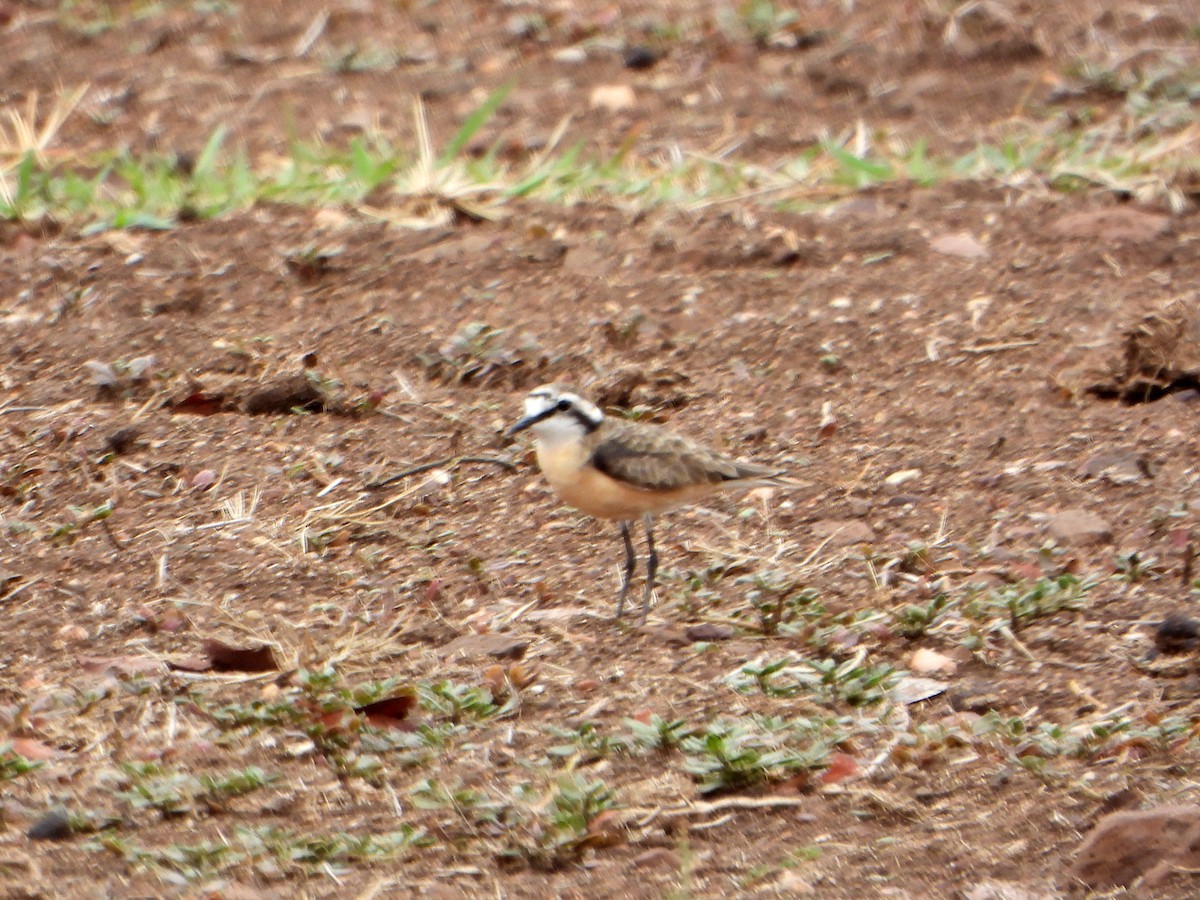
[{"xmin": 507, "ymin": 384, "xmax": 604, "ymax": 443}]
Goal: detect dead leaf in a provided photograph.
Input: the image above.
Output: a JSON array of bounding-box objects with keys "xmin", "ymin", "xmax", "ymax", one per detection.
[
  {"xmin": 820, "ymin": 752, "xmax": 858, "ymax": 785},
  {"xmin": 890, "ymin": 675, "xmax": 949, "ymax": 705},
  {"xmin": 355, "ymin": 693, "xmax": 418, "ymax": 730},
  {"xmin": 481, "ymin": 664, "xmax": 506, "ymax": 695},
  {"xmin": 817, "ymin": 400, "xmax": 837, "ymax": 439},
  {"xmin": 506, "ymin": 662, "xmax": 537, "ymax": 689},
  {"xmin": 581, "ymin": 808, "xmax": 626, "ymax": 848}
]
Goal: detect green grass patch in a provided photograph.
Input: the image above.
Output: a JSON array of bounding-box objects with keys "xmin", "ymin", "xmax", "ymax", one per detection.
[{"xmin": 2, "ymin": 113, "xmax": 1196, "ymax": 231}]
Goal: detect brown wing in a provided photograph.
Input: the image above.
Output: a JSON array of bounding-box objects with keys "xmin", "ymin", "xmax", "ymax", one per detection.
[{"xmin": 590, "ymin": 419, "xmax": 780, "ymax": 492}]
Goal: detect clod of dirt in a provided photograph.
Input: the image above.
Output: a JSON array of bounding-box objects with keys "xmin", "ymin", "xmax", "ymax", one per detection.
[
  {"xmin": 420, "ymin": 322, "xmax": 547, "ymax": 388},
  {"xmin": 948, "ymin": 679, "xmax": 1003, "ymax": 714},
  {"xmin": 1076, "ymin": 450, "xmax": 1151, "ymax": 484},
  {"xmin": 812, "ymin": 518, "xmax": 876, "ymax": 547},
  {"xmin": 441, "ymin": 633, "xmax": 528, "ymax": 660},
  {"xmin": 590, "ymin": 365, "xmax": 691, "ymax": 414},
  {"xmin": 170, "ymin": 390, "xmax": 233, "ymax": 415},
  {"xmin": 622, "ymin": 46, "xmax": 660, "ymax": 70},
  {"xmin": 170, "ymin": 639, "xmax": 279, "ymax": 673},
  {"xmin": 243, "ymin": 374, "xmax": 325, "ymax": 415},
  {"xmin": 632, "ymin": 848, "xmax": 680, "ymax": 870},
  {"xmin": 355, "ymin": 693, "xmax": 418, "ymax": 730},
  {"xmin": 284, "ymin": 244, "xmax": 344, "ymax": 283},
  {"xmin": 26, "ymin": 809, "xmax": 72, "ymax": 841},
  {"xmin": 1154, "ymin": 614, "xmax": 1200, "ymax": 656},
  {"xmin": 1046, "ymin": 508, "xmax": 1113, "ymax": 547},
  {"xmin": 1071, "ymin": 804, "xmax": 1200, "ymax": 889},
  {"xmin": 1049, "ymin": 208, "xmax": 1170, "ymax": 244},
  {"xmin": 103, "ymin": 425, "xmax": 141, "ymax": 456},
  {"xmin": 684, "ymin": 623, "xmax": 734, "ymax": 642},
  {"xmin": 1085, "ymin": 298, "xmax": 1200, "ymax": 404},
  {"xmin": 936, "ymin": 2, "xmax": 1045, "ymax": 62}
]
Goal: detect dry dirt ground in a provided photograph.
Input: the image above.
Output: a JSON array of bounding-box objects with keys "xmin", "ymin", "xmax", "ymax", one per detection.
[{"xmin": 2, "ymin": 1, "xmax": 1200, "ymax": 898}]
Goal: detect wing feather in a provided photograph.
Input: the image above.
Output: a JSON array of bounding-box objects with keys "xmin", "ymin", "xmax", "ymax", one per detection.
[{"xmin": 590, "ymin": 419, "xmax": 780, "ymax": 492}]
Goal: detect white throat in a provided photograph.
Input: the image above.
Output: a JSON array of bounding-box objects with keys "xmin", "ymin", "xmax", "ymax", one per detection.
[{"xmin": 531, "ymin": 412, "xmax": 589, "ymax": 450}]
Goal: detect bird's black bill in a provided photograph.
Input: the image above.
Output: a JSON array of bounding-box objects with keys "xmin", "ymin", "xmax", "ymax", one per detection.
[{"xmin": 506, "ymin": 408, "xmax": 554, "ymax": 436}]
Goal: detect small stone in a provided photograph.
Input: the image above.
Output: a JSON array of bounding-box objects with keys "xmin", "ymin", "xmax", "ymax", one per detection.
[
  {"xmin": 57, "ymin": 624, "xmax": 88, "ymax": 642},
  {"xmin": 440, "ymin": 633, "xmax": 528, "ymax": 660},
  {"xmin": 191, "ymin": 469, "xmax": 218, "ymax": 491},
  {"xmin": 589, "ymin": 84, "xmax": 637, "ymax": 112},
  {"xmin": 773, "ymin": 870, "xmax": 815, "ymax": 892},
  {"xmin": 846, "ymin": 498, "xmax": 871, "ymax": 517},
  {"xmin": 553, "ymin": 46, "xmax": 587, "ymax": 64},
  {"xmin": 963, "ymin": 881, "xmax": 1050, "ymax": 900},
  {"xmin": 910, "ymin": 647, "xmax": 957, "ymax": 675},
  {"xmin": 812, "ymin": 519, "xmax": 875, "ymax": 547},
  {"xmin": 930, "ymin": 231, "xmax": 987, "ymax": 259},
  {"xmin": 889, "ymin": 675, "xmax": 949, "ymax": 705},
  {"xmin": 1046, "ymin": 508, "xmax": 1113, "ymax": 546},
  {"xmin": 1155, "ymin": 614, "xmax": 1200, "ymax": 655},
  {"xmin": 27, "ymin": 809, "xmax": 72, "ymax": 841},
  {"xmin": 1072, "ymin": 804, "xmax": 1200, "ymax": 889},
  {"xmin": 884, "ymin": 468, "xmax": 920, "ymax": 487}
]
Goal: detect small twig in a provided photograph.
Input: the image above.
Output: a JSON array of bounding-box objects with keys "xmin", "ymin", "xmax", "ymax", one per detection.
[
  {"xmin": 367, "ymin": 454, "xmax": 516, "ymax": 490},
  {"xmin": 961, "ymin": 340, "xmax": 1039, "ymax": 355},
  {"xmin": 100, "ymin": 518, "xmax": 125, "ymax": 551},
  {"xmin": 630, "ymin": 794, "xmax": 810, "ymax": 828}
]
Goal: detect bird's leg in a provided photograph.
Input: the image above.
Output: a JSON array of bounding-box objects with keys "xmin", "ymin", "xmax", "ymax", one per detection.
[
  {"xmin": 615, "ymin": 520, "xmax": 637, "ymax": 619},
  {"xmin": 640, "ymin": 513, "xmax": 658, "ymax": 626}
]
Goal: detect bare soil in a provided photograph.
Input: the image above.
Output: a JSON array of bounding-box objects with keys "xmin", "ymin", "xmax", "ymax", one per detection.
[{"xmin": 2, "ymin": 1, "xmax": 1200, "ymax": 897}]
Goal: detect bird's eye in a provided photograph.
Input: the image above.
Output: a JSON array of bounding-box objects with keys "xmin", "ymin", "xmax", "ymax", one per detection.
[{"xmin": 556, "ymin": 398, "xmax": 571, "ymax": 412}]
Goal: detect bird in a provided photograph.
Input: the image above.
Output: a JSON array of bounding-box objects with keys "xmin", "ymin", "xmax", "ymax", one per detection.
[{"xmin": 507, "ymin": 383, "xmax": 786, "ymax": 624}]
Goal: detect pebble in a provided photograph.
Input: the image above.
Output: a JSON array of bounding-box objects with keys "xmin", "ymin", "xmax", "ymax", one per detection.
[{"xmin": 1046, "ymin": 508, "xmax": 1113, "ymax": 546}]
